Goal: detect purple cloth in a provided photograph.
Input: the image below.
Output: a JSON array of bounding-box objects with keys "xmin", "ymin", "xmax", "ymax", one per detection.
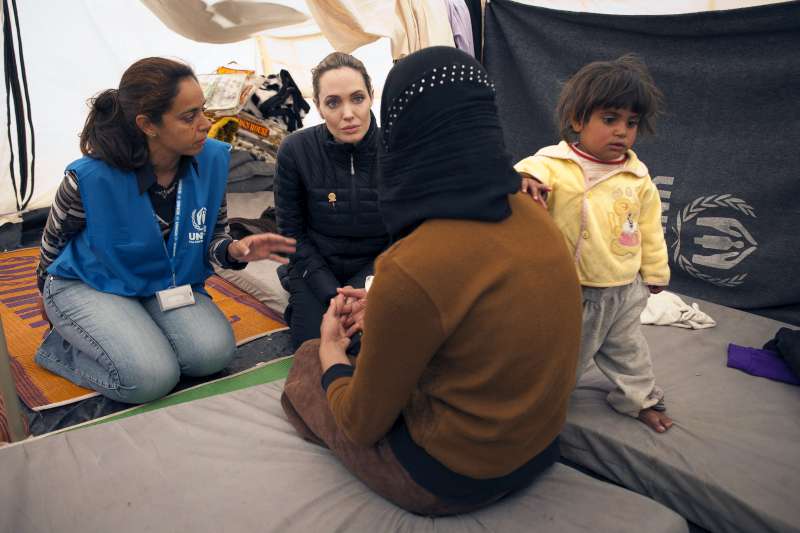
[
  {"xmin": 727, "ymin": 343, "xmax": 800, "ymax": 385},
  {"xmin": 445, "ymin": 0, "xmax": 475, "ymax": 57}
]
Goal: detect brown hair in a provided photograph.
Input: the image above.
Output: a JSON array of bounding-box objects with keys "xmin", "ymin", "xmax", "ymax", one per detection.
[
  {"xmin": 311, "ymin": 52, "xmax": 373, "ymax": 103},
  {"xmin": 79, "ymin": 57, "xmax": 196, "ymax": 170},
  {"xmin": 555, "ymin": 54, "xmax": 664, "ymax": 141}
]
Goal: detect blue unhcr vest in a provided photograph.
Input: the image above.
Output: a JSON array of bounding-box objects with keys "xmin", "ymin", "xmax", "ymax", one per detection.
[{"xmin": 49, "ymin": 139, "xmax": 230, "ymax": 297}]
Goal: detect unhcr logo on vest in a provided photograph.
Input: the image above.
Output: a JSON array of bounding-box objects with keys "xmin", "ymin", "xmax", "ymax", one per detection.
[
  {"xmin": 189, "ymin": 207, "xmax": 207, "ymax": 244},
  {"xmin": 665, "ymin": 190, "xmax": 757, "ymax": 288}
]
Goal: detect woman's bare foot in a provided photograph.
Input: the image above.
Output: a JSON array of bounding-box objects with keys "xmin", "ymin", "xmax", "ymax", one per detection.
[{"xmin": 638, "ymin": 408, "xmax": 673, "ymax": 433}]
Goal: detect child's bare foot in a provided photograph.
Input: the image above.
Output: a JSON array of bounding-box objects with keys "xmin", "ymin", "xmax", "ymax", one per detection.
[{"xmin": 638, "ymin": 408, "xmax": 673, "ymax": 433}]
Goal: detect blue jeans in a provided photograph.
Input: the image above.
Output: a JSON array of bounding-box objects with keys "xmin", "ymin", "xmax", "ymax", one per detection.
[{"xmin": 36, "ymin": 276, "xmax": 236, "ymax": 404}]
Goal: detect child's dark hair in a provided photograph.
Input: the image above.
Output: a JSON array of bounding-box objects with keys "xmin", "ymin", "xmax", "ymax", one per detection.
[{"xmin": 556, "ymin": 54, "xmax": 664, "ymax": 141}]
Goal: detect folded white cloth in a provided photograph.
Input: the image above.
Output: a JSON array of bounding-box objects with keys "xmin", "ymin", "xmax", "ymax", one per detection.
[{"xmin": 640, "ymin": 291, "xmax": 716, "ymax": 329}]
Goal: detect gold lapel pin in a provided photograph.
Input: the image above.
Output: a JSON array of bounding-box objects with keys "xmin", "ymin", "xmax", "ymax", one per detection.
[{"xmin": 328, "ymin": 192, "xmax": 337, "ymax": 204}]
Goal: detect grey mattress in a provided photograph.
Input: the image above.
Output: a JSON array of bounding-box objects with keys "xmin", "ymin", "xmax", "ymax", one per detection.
[
  {"xmin": 562, "ymin": 297, "xmax": 800, "ymax": 533},
  {"xmin": 0, "ymin": 380, "xmax": 687, "ymax": 533}
]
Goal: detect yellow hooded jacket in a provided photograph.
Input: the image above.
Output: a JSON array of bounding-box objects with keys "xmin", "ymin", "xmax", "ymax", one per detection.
[{"xmin": 515, "ymin": 141, "xmax": 669, "ymax": 288}]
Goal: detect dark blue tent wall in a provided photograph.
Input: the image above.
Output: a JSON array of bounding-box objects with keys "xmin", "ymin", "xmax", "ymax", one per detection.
[{"xmin": 484, "ymin": 0, "xmax": 800, "ymax": 325}]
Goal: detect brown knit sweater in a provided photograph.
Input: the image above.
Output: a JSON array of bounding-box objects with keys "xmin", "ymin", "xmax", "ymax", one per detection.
[{"xmin": 326, "ymin": 194, "xmax": 582, "ymax": 479}]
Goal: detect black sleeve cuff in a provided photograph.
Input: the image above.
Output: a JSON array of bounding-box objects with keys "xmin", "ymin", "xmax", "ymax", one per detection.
[
  {"xmin": 220, "ymin": 239, "xmax": 247, "ymax": 270},
  {"xmin": 321, "ymin": 363, "xmax": 355, "ymax": 391}
]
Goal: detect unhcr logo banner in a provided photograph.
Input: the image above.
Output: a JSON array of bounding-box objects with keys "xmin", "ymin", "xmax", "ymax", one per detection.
[{"xmin": 484, "ymin": 0, "xmax": 800, "ymax": 325}]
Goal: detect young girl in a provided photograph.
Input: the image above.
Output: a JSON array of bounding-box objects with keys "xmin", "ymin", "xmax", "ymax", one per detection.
[{"xmin": 515, "ymin": 55, "xmax": 672, "ymax": 433}]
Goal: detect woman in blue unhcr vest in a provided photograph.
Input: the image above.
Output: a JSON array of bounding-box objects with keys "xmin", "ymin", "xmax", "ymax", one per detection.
[{"xmin": 34, "ymin": 57, "xmax": 296, "ymax": 404}]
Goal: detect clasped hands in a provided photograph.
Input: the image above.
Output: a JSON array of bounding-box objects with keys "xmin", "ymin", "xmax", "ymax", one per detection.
[{"xmin": 319, "ymin": 287, "xmax": 367, "ymax": 369}]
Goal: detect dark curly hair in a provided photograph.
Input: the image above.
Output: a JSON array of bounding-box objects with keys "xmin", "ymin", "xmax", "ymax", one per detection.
[
  {"xmin": 79, "ymin": 57, "xmax": 196, "ymax": 170},
  {"xmin": 556, "ymin": 54, "xmax": 664, "ymax": 141}
]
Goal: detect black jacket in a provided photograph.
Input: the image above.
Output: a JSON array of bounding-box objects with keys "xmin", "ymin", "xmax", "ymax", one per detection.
[{"xmin": 275, "ymin": 114, "xmax": 389, "ymax": 303}]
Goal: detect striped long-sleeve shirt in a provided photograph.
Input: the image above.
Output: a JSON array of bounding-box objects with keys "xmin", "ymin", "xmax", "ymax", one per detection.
[{"xmin": 37, "ymin": 166, "xmax": 244, "ymax": 292}]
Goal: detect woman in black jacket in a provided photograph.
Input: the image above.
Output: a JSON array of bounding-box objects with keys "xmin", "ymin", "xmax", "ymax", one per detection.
[{"xmin": 275, "ymin": 52, "xmax": 388, "ymax": 350}]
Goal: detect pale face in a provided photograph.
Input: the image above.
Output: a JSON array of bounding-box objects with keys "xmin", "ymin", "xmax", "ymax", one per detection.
[
  {"xmin": 572, "ymin": 107, "xmax": 640, "ymax": 161},
  {"xmin": 316, "ymin": 67, "xmax": 372, "ymax": 144},
  {"xmin": 140, "ymin": 77, "xmax": 211, "ymax": 159}
]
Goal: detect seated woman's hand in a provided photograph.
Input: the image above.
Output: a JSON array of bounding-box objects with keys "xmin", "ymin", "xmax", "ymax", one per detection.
[
  {"xmin": 319, "ymin": 295, "xmax": 353, "ymax": 371},
  {"xmin": 228, "ymin": 233, "xmax": 297, "ymax": 264},
  {"xmin": 321, "ymin": 294, "xmax": 352, "ymax": 352},
  {"xmin": 338, "ymin": 286, "xmax": 367, "ymax": 337}
]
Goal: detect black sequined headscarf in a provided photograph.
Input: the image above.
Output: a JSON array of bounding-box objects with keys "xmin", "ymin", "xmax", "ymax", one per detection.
[{"xmin": 379, "ymin": 46, "xmax": 520, "ymax": 238}]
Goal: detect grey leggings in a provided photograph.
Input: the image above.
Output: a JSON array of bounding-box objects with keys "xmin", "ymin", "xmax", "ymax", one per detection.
[{"xmin": 578, "ymin": 276, "xmax": 664, "ymax": 416}]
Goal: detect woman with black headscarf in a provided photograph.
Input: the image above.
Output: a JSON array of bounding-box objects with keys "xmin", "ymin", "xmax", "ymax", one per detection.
[{"xmin": 281, "ymin": 47, "xmax": 582, "ymax": 516}]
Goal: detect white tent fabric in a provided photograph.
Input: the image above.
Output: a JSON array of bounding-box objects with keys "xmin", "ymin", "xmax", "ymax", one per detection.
[
  {"xmin": 256, "ymin": 20, "xmax": 393, "ymax": 103},
  {"xmin": 139, "ymin": 0, "xmax": 309, "ymax": 44},
  {"xmin": 305, "ymin": 0, "xmax": 455, "ymax": 59},
  {"xmin": 303, "ymin": 0, "xmax": 394, "ymax": 53},
  {"xmin": 2, "ymin": 0, "xmax": 791, "ymax": 217},
  {"xmin": 6, "ymin": 0, "xmax": 394, "ymax": 217},
  {"xmin": 8, "ymin": 1, "xmax": 254, "ymax": 215}
]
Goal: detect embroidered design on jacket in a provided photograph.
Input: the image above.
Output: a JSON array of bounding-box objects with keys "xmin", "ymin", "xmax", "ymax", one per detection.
[{"xmin": 609, "ymin": 190, "xmax": 640, "ymax": 256}]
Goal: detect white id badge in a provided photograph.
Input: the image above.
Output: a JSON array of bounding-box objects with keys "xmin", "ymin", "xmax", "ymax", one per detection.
[{"xmin": 156, "ymin": 284, "xmax": 196, "ymax": 312}]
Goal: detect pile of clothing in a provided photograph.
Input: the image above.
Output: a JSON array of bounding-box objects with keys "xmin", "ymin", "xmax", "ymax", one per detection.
[
  {"xmin": 202, "ymin": 66, "xmax": 310, "ymax": 192},
  {"xmin": 243, "ymin": 70, "xmax": 310, "ymax": 134}
]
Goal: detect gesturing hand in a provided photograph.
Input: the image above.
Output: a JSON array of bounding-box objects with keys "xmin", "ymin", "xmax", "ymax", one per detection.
[
  {"xmin": 228, "ymin": 233, "xmax": 297, "ymax": 264},
  {"xmin": 520, "ymin": 176, "xmax": 551, "ymax": 209}
]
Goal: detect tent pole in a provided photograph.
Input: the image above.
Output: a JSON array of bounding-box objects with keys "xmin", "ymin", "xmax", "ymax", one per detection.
[{"xmin": 0, "ymin": 316, "xmax": 28, "ymax": 442}]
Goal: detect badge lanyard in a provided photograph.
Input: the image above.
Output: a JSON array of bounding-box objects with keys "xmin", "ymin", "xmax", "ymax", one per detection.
[{"xmin": 153, "ymin": 179, "xmax": 183, "ymax": 288}]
